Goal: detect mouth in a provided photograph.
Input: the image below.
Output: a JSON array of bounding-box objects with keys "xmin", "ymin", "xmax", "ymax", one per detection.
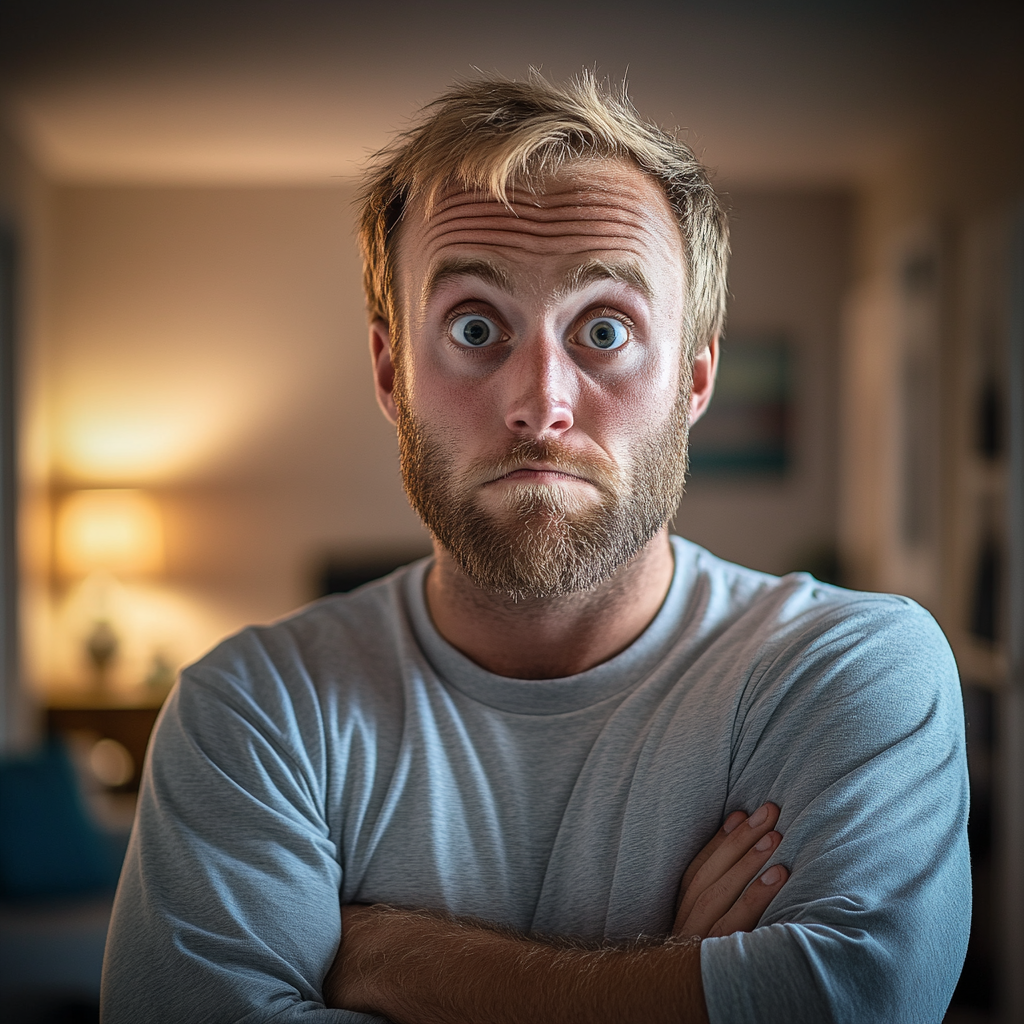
[{"xmin": 488, "ymin": 462, "xmax": 593, "ymax": 486}]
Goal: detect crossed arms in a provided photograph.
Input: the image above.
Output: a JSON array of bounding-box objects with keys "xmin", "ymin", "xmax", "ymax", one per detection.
[
  {"xmin": 101, "ymin": 598, "xmax": 971, "ymax": 1024},
  {"xmin": 323, "ymin": 804, "xmax": 788, "ymax": 1024}
]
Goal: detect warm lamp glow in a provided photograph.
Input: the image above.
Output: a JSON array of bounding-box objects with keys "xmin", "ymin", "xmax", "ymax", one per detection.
[
  {"xmin": 57, "ymin": 374, "xmax": 277, "ymax": 481},
  {"xmin": 56, "ymin": 489, "xmax": 165, "ymax": 577}
]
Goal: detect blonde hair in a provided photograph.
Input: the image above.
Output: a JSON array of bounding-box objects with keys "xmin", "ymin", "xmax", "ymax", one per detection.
[{"xmin": 357, "ymin": 70, "xmax": 729, "ymax": 360}]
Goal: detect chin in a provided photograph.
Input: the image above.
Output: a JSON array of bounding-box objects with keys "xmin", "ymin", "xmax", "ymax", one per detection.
[
  {"xmin": 485, "ymin": 482, "xmax": 604, "ymax": 519},
  {"xmin": 442, "ymin": 495, "xmax": 658, "ymax": 601}
]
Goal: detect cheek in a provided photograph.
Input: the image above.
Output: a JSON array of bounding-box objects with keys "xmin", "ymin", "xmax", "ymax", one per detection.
[
  {"xmin": 399, "ymin": 348, "xmax": 495, "ymax": 441},
  {"xmin": 591, "ymin": 340, "xmax": 682, "ymax": 421},
  {"xmin": 575, "ymin": 370, "xmax": 681, "ymax": 461}
]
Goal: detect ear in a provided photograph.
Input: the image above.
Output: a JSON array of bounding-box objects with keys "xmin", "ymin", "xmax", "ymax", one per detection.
[
  {"xmin": 370, "ymin": 318, "xmax": 399, "ymax": 425},
  {"xmin": 688, "ymin": 334, "xmax": 719, "ymax": 426}
]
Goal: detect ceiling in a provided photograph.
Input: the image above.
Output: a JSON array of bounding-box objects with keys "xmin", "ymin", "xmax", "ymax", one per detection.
[{"xmin": 1, "ymin": 0, "xmax": 1021, "ymax": 187}]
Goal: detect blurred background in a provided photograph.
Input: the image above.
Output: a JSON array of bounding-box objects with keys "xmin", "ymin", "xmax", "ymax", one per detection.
[{"xmin": 0, "ymin": 1, "xmax": 1020, "ymax": 1021}]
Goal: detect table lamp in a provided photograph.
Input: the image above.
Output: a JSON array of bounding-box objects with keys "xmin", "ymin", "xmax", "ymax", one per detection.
[{"xmin": 55, "ymin": 489, "xmax": 165, "ymax": 691}]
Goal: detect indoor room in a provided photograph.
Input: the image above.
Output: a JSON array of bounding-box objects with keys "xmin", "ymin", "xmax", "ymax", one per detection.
[{"xmin": 0, "ymin": 2, "xmax": 1021, "ymax": 1022}]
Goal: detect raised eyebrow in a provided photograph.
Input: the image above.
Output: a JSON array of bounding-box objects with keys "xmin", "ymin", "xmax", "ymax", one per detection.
[
  {"xmin": 554, "ymin": 259, "xmax": 655, "ymax": 304},
  {"xmin": 422, "ymin": 257, "xmax": 514, "ymax": 305}
]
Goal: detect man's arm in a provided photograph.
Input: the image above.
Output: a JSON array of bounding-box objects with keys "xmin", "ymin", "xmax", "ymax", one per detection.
[
  {"xmin": 101, "ymin": 659, "xmax": 366, "ymax": 1023},
  {"xmin": 324, "ymin": 601, "xmax": 972, "ymax": 1024},
  {"xmin": 325, "ymin": 805, "xmax": 788, "ymax": 1024}
]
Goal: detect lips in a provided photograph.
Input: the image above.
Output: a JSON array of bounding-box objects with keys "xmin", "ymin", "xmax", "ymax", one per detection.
[
  {"xmin": 492, "ymin": 464, "xmax": 592, "ymax": 485},
  {"xmin": 465, "ymin": 438, "xmax": 619, "ymax": 496}
]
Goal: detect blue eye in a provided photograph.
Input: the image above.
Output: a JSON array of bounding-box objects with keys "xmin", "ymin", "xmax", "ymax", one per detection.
[
  {"xmin": 581, "ymin": 317, "xmax": 628, "ymax": 350},
  {"xmin": 451, "ymin": 314, "xmax": 498, "ymax": 347}
]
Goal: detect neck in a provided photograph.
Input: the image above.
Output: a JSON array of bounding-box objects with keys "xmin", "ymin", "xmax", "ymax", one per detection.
[{"xmin": 424, "ymin": 528, "xmax": 675, "ymax": 679}]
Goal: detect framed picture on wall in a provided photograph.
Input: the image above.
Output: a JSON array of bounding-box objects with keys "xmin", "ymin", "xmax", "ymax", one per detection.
[{"xmin": 687, "ymin": 333, "xmax": 792, "ymax": 476}]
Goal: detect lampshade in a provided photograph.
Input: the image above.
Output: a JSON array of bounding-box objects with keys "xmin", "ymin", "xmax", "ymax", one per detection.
[{"xmin": 56, "ymin": 489, "xmax": 165, "ymax": 577}]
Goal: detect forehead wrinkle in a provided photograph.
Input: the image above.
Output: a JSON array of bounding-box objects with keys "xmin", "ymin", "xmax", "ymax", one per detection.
[
  {"xmin": 421, "ymin": 222, "xmax": 653, "ymax": 259},
  {"xmin": 432, "ymin": 181, "xmax": 655, "ymax": 216},
  {"xmin": 424, "ymin": 231, "xmax": 646, "ymax": 257},
  {"xmin": 438, "ymin": 196, "xmax": 651, "ymax": 216},
  {"xmin": 423, "ymin": 213, "xmax": 649, "ymax": 241},
  {"xmin": 425, "ymin": 202, "xmax": 655, "ymax": 234},
  {"xmin": 430, "ymin": 239, "xmax": 655, "ymax": 263}
]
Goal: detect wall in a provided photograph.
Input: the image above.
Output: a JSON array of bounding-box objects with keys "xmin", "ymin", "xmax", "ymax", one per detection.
[
  {"xmin": 675, "ymin": 189, "xmax": 852, "ymax": 577},
  {"xmin": 0, "ymin": 123, "xmax": 55, "ymax": 749},
  {"xmin": 840, "ymin": 127, "xmax": 1024, "ymax": 644},
  {"xmin": 41, "ymin": 184, "xmax": 430, "ymax": 695}
]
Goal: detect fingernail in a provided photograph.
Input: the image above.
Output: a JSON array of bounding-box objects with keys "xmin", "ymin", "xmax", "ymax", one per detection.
[
  {"xmin": 747, "ymin": 804, "xmax": 769, "ymax": 828},
  {"xmin": 761, "ymin": 866, "xmax": 781, "ymax": 885},
  {"xmin": 723, "ymin": 813, "xmax": 744, "ymax": 834},
  {"xmin": 755, "ymin": 833, "xmax": 774, "ymax": 852}
]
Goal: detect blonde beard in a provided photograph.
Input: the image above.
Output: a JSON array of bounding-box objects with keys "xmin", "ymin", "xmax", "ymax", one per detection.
[{"xmin": 395, "ymin": 389, "xmax": 691, "ymax": 601}]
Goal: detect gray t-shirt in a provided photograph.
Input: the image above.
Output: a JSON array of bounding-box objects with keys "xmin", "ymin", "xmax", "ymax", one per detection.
[{"xmin": 102, "ymin": 536, "xmax": 970, "ymax": 1023}]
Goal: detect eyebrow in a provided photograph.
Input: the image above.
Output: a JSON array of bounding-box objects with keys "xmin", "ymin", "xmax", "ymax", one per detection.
[
  {"xmin": 420, "ymin": 254, "xmax": 655, "ymax": 306},
  {"xmin": 554, "ymin": 259, "xmax": 655, "ymax": 303},
  {"xmin": 422, "ymin": 257, "xmax": 514, "ymax": 305}
]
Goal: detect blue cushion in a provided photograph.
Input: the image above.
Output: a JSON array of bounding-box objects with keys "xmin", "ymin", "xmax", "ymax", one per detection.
[{"xmin": 0, "ymin": 740, "xmax": 121, "ymax": 899}]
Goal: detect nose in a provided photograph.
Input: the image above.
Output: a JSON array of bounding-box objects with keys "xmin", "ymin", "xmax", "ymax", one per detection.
[{"xmin": 502, "ymin": 335, "xmax": 575, "ymax": 438}]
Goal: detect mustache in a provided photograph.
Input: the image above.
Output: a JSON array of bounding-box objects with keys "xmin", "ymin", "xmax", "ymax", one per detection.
[{"xmin": 466, "ymin": 438, "xmax": 620, "ymax": 493}]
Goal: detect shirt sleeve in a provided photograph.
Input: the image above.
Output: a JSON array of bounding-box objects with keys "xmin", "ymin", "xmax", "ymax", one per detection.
[
  {"xmin": 101, "ymin": 654, "xmax": 387, "ymax": 1024},
  {"xmin": 700, "ymin": 596, "xmax": 971, "ymax": 1024}
]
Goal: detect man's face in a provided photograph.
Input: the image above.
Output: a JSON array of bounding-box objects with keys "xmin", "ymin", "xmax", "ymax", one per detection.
[{"xmin": 377, "ymin": 159, "xmax": 694, "ymax": 599}]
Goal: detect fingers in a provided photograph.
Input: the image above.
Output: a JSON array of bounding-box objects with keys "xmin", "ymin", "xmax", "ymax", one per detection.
[
  {"xmin": 677, "ymin": 828, "xmax": 783, "ymax": 936},
  {"xmin": 678, "ymin": 810, "xmax": 748, "ymax": 898},
  {"xmin": 675, "ymin": 826, "xmax": 784, "ymax": 937},
  {"xmin": 673, "ymin": 802, "xmax": 783, "ymax": 936},
  {"xmin": 707, "ymin": 863, "xmax": 790, "ymax": 938}
]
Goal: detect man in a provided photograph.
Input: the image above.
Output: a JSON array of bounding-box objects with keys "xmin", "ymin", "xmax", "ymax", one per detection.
[{"xmin": 102, "ymin": 73, "xmax": 970, "ymax": 1023}]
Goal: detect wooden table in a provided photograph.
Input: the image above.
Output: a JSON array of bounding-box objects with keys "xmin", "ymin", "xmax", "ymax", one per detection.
[{"xmin": 46, "ymin": 699, "xmax": 166, "ymax": 792}]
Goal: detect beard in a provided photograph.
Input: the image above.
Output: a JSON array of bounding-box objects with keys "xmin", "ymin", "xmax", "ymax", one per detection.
[{"xmin": 395, "ymin": 379, "xmax": 691, "ymax": 601}]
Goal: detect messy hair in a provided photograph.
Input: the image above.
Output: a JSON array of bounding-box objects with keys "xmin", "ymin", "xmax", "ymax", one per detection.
[{"xmin": 357, "ymin": 70, "xmax": 729, "ymax": 361}]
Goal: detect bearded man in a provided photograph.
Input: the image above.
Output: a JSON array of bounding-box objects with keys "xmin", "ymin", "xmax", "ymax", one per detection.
[{"xmin": 102, "ymin": 74, "xmax": 970, "ymax": 1024}]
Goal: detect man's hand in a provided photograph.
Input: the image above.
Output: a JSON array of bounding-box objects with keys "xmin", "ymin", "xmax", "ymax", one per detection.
[
  {"xmin": 324, "ymin": 806, "xmax": 787, "ymax": 1023},
  {"xmin": 674, "ymin": 802, "xmax": 788, "ymax": 938}
]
